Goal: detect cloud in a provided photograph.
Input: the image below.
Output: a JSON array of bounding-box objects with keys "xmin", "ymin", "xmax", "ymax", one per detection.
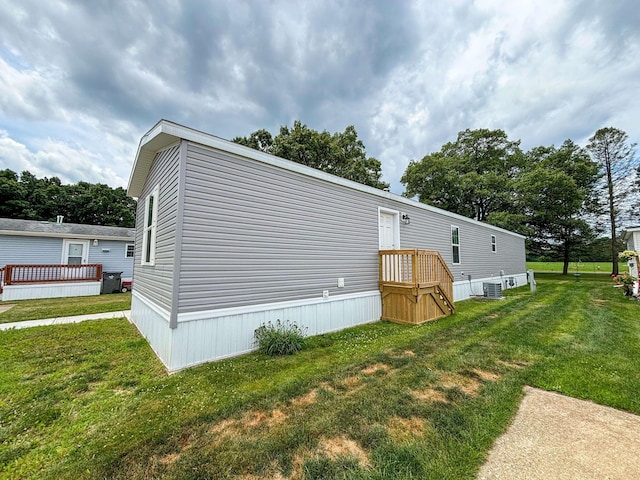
[{"xmin": 0, "ymin": 0, "xmax": 638, "ymax": 197}]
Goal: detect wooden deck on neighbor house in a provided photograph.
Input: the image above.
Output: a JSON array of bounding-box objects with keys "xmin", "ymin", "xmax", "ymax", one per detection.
[
  {"xmin": 379, "ymin": 249, "xmax": 455, "ymax": 324},
  {"xmin": 1, "ymin": 264, "xmax": 102, "ymax": 287}
]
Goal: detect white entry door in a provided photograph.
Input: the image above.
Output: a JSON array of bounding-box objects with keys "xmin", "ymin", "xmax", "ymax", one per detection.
[
  {"xmin": 62, "ymin": 239, "xmax": 90, "ymax": 265},
  {"xmin": 379, "ymin": 211, "xmax": 398, "ymax": 249}
]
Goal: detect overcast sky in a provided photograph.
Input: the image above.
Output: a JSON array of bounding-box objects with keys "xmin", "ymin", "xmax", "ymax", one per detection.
[{"xmin": 1, "ymin": 0, "xmax": 638, "ymax": 195}]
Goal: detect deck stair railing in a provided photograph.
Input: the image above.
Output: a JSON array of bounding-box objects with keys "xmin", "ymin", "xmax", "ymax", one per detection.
[
  {"xmin": 379, "ymin": 249, "xmax": 454, "ymax": 300},
  {"xmin": 378, "ymin": 249, "xmax": 455, "ymax": 323},
  {"xmin": 2, "ymin": 264, "xmax": 103, "ymax": 286}
]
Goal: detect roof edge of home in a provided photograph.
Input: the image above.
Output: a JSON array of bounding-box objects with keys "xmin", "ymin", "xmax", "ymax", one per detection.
[{"xmin": 127, "ymin": 119, "xmax": 526, "ymax": 240}]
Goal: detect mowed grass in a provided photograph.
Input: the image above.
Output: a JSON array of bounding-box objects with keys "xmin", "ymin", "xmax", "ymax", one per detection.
[
  {"xmin": 527, "ymin": 261, "xmax": 627, "ymax": 274},
  {"xmin": 1, "ymin": 275, "xmax": 640, "ymax": 479},
  {"xmin": 0, "ymin": 292, "xmax": 131, "ymax": 324}
]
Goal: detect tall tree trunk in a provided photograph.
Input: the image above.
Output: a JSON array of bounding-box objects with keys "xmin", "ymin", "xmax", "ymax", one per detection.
[
  {"xmin": 562, "ymin": 236, "xmax": 570, "ymax": 275},
  {"xmin": 607, "ymin": 171, "xmax": 619, "ymax": 276}
]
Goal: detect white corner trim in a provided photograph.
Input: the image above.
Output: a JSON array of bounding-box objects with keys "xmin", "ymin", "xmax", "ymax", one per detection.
[
  {"xmin": 132, "ymin": 290, "xmax": 171, "ymax": 322},
  {"xmin": 177, "ymin": 290, "xmax": 381, "ymax": 323}
]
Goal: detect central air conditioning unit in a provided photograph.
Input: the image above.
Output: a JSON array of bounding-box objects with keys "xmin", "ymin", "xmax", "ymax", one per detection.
[{"xmin": 483, "ymin": 282, "xmax": 504, "ymax": 299}]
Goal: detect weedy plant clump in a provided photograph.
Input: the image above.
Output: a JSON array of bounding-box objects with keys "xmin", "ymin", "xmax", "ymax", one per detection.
[{"xmin": 254, "ymin": 319, "xmax": 307, "ymax": 355}]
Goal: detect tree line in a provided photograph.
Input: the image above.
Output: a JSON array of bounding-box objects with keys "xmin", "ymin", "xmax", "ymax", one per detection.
[
  {"xmin": 401, "ymin": 127, "xmax": 638, "ymax": 275},
  {"xmin": 0, "ymin": 169, "xmax": 137, "ymax": 227}
]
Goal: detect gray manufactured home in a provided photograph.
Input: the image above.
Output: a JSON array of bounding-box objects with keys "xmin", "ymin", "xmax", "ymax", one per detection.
[{"xmin": 128, "ymin": 120, "xmax": 526, "ymax": 371}]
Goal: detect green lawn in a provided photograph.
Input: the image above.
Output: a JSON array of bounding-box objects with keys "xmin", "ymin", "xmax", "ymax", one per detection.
[
  {"xmin": 0, "ymin": 293, "xmax": 131, "ymax": 324},
  {"xmin": 526, "ymin": 261, "xmax": 628, "ymax": 274},
  {"xmin": 1, "ymin": 275, "xmax": 639, "ymax": 479}
]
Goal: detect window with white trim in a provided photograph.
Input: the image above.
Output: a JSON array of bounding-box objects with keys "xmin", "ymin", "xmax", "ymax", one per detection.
[
  {"xmin": 451, "ymin": 226, "xmax": 460, "ymax": 264},
  {"xmin": 491, "ymin": 235, "xmax": 497, "ymax": 253},
  {"xmin": 141, "ymin": 185, "xmax": 159, "ymax": 265},
  {"xmin": 125, "ymin": 243, "xmax": 135, "ymax": 258}
]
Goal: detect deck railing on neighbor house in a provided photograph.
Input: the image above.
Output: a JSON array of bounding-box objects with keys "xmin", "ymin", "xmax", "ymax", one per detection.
[
  {"xmin": 2, "ymin": 264, "xmax": 103, "ymax": 286},
  {"xmin": 379, "ymin": 249, "xmax": 454, "ymax": 302}
]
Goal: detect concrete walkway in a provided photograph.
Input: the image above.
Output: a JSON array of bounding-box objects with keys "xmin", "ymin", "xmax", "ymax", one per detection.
[
  {"xmin": 478, "ymin": 386, "xmax": 640, "ymax": 479},
  {"xmin": 0, "ymin": 310, "xmax": 131, "ymax": 330}
]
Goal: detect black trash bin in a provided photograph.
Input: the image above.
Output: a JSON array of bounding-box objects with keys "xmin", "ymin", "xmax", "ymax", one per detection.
[{"xmin": 101, "ymin": 271, "xmax": 123, "ymax": 294}]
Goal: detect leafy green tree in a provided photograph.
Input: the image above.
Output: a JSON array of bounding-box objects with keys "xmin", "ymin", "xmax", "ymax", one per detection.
[
  {"xmin": 520, "ymin": 141, "xmax": 599, "ymax": 274},
  {"xmin": 234, "ymin": 121, "xmax": 389, "ymax": 190},
  {"xmin": 0, "ymin": 170, "xmax": 136, "ymax": 227},
  {"xmin": 401, "ymin": 129, "xmax": 524, "ymax": 221},
  {"xmin": 0, "ymin": 169, "xmax": 29, "ymax": 218},
  {"xmin": 232, "ymin": 129, "xmax": 273, "ymax": 153},
  {"xmin": 587, "ymin": 127, "xmax": 638, "ymax": 275}
]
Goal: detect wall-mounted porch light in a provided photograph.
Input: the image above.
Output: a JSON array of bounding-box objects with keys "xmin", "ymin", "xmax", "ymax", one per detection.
[
  {"xmin": 93, "ymin": 239, "xmax": 99, "ymax": 246},
  {"xmin": 401, "ymin": 213, "xmax": 411, "ymax": 225}
]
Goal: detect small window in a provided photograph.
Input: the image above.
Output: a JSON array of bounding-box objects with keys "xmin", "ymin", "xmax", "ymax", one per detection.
[
  {"xmin": 491, "ymin": 235, "xmax": 497, "ymax": 253},
  {"xmin": 125, "ymin": 244, "xmax": 135, "ymax": 258},
  {"xmin": 141, "ymin": 184, "xmax": 159, "ymax": 265},
  {"xmin": 451, "ymin": 226, "xmax": 460, "ymax": 264}
]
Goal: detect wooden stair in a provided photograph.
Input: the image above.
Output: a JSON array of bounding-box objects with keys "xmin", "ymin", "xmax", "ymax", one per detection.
[{"xmin": 379, "ymin": 250, "xmax": 455, "ymax": 325}]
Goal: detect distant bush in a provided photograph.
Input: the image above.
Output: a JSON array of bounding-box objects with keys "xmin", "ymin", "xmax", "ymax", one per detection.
[{"xmin": 254, "ymin": 319, "xmax": 307, "ymax": 356}]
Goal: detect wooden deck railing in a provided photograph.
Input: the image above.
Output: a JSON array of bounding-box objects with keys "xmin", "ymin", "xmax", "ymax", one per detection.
[
  {"xmin": 2, "ymin": 264, "xmax": 103, "ymax": 285},
  {"xmin": 379, "ymin": 249, "xmax": 454, "ymax": 302}
]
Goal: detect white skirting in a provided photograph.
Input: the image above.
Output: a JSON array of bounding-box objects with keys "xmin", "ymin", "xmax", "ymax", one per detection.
[
  {"xmin": 453, "ymin": 273, "xmax": 528, "ymax": 301},
  {"xmin": 131, "ymin": 290, "xmax": 382, "ymax": 372},
  {"xmin": 1, "ymin": 281, "xmax": 101, "ymax": 301}
]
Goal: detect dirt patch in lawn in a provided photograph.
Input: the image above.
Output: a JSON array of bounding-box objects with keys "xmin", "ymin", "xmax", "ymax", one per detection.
[
  {"xmin": 411, "ymin": 387, "xmax": 449, "ymax": 403},
  {"xmin": 290, "ymin": 389, "xmax": 317, "ymax": 408},
  {"xmin": 241, "ymin": 409, "xmax": 288, "ymax": 428},
  {"xmin": 470, "ymin": 368, "xmax": 501, "ymax": 382},
  {"xmin": 341, "ymin": 375, "xmax": 362, "ymax": 390},
  {"xmin": 318, "ymin": 436, "xmax": 370, "ymax": 468},
  {"xmin": 361, "ymin": 363, "xmax": 391, "ymax": 375},
  {"xmin": 387, "ymin": 416, "xmax": 428, "ymax": 442}
]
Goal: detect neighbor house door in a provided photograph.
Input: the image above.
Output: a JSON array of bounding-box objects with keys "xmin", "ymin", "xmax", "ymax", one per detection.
[
  {"xmin": 61, "ymin": 239, "xmax": 90, "ymax": 278},
  {"xmin": 62, "ymin": 239, "xmax": 89, "ymax": 265}
]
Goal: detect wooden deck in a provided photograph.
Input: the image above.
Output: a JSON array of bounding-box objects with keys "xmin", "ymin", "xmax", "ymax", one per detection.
[
  {"xmin": 1, "ymin": 264, "xmax": 103, "ymax": 285},
  {"xmin": 379, "ymin": 249, "xmax": 454, "ymax": 324}
]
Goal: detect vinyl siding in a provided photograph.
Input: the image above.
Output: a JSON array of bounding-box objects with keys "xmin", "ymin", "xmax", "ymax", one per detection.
[
  {"xmin": 88, "ymin": 240, "xmax": 134, "ymax": 278},
  {"xmin": 176, "ymin": 142, "xmax": 525, "ymax": 313},
  {"xmin": 0, "ymin": 235, "xmax": 63, "ymax": 265},
  {"xmin": 133, "ymin": 144, "xmax": 181, "ymax": 312}
]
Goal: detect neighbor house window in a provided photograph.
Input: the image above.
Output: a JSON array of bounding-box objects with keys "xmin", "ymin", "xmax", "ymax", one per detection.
[
  {"xmin": 491, "ymin": 235, "xmax": 497, "ymax": 253},
  {"xmin": 451, "ymin": 226, "xmax": 460, "ymax": 264},
  {"xmin": 125, "ymin": 243, "xmax": 135, "ymax": 258},
  {"xmin": 141, "ymin": 185, "xmax": 159, "ymax": 265}
]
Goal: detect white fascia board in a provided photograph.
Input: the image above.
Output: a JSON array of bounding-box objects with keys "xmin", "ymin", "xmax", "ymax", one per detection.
[
  {"xmin": 128, "ymin": 119, "xmax": 526, "ymax": 239},
  {"xmin": 0, "ymin": 230, "xmax": 133, "ymax": 241}
]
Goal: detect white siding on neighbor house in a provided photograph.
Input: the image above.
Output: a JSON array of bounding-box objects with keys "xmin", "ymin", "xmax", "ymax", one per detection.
[
  {"xmin": 88, "ymin": 240, "xmax": 134, "ymax": 278},
  {"xmin": 0, "ymin": 235, "xmax": 63, "ymax": 265},
  {"xmin": 175, "ymin": 141, "xmax": 526, "ymax": 314},
  {"xmin": 133, "ymin": 144, "xmax": 181, "ymax": 312},
  {"xmin": 2, "ymin": 281, "xmax": 101, "ymax": 301}
]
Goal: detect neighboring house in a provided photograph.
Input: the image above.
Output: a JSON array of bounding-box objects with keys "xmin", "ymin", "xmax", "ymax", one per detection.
[
  {"xmin": 623, "ymin": 226, "xmax": 640, "ymax": 294},
  {"xmin": 623, "ymin": 226, "xmax": 640, "ymax": 255},
  {"xmin": 0, "ymin": 217, "xmax": 134, "ymax": 301},
  {"xmin": 127, "ymin": 120, "xmax": 527, "ymax": 372}
]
